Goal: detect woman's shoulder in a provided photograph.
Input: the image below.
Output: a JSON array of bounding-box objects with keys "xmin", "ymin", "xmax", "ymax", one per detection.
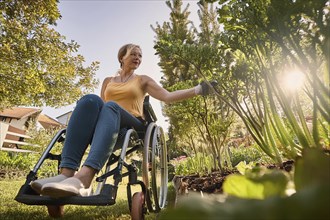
[
  {"xmin": 103, "ymin": 76, "xmax": 112, "ymax": 83},
  {"xmin": 101, "ymin": 76, "xmax": 114, "ymax": 87},
  {"xmin": 139, "ymin": 74, "xmax": 154, "ymax": 82}
]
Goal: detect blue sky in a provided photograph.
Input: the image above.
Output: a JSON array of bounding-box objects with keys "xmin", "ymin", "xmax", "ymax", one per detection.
[{"xmin": 43, "ymin": 0, "xmax": 201, "ymax": 130}]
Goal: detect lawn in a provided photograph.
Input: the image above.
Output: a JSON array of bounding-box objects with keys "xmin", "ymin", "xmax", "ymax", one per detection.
[{"xmin": 0, "ymin": 178, "xmax": 158, "ymax": 220}]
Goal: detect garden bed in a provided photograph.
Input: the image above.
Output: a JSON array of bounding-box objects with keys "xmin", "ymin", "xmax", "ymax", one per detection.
[{"xmin": 173, "ymin": 160, "xmax": 295, "ymax": 197}]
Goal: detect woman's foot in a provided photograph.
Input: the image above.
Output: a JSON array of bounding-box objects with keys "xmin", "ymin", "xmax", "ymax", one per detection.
[
  {"xmin": 41, "ymin": 177, "xmax": 92, "ymax": 198},
  {"xmin": 30, "ymin": 174, "xmax": 68, "ymax": 194}
]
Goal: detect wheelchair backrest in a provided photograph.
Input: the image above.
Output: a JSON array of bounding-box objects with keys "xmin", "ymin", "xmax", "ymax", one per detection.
[{"xmin": 143, "ymin": 96, "xmax": 157, "ymax": 123}]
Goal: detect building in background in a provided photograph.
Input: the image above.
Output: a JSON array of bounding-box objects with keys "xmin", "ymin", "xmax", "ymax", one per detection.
[
  {"xmin": 0, "ymin": 107, "xmax": 64, "ymax": 151},
  {"xmin": 56, "ymin": 111, "xmax": 72, "ymax": 126}
]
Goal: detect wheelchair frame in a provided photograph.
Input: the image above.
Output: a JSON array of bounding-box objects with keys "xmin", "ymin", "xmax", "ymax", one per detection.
[{"xmin": 15, "ymin": 96, "xmax": 169, "ymax": 219}]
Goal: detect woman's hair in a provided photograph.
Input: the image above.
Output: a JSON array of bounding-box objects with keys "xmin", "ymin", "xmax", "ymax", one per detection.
[{"xmin": 117, "ymin": 44, "xmax": 141, "ymax": 68}]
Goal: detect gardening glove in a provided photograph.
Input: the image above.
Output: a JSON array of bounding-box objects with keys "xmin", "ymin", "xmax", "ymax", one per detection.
[{"xmin": 194, "ymin": 80, "xmax": 218, "ymax": 96}]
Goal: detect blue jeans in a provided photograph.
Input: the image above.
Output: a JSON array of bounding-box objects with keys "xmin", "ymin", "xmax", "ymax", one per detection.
[{"xmin": 59, "ymin": 94, "xmax": 145, "ymax": 171}]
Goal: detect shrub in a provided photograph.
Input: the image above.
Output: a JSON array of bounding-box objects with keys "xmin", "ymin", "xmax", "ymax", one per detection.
[{"xmin": 230, "ymin": 145, "xmax": 273, "ymax": 167}]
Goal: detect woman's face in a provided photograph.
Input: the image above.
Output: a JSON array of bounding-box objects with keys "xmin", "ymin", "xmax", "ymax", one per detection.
[{"xmin": 122, "ymin": 47, "xmax": 142, "ymax": 70}]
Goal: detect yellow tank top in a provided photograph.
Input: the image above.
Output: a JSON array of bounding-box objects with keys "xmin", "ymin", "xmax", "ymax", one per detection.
[{"xmin": 103, "ymin": 75, "xmax": 145, "ymax": 118}]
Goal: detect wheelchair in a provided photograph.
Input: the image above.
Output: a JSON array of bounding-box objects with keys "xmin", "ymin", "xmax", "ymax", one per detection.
[{"xmin": 15, "ymin": 96, "xmax": 169, "ymax": 219}]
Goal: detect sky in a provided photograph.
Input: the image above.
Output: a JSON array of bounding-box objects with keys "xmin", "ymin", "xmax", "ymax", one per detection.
[{"xmin": 42, "ymin": 0, "xmax": 201, "ymax": 130}]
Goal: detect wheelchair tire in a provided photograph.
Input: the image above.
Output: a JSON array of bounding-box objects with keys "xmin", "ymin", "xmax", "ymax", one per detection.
[
  {"xmin": 130, "ymin": 192, "xmax": 145, "ymax": 220},
  {"xmin": 46, "ymin": 205, "xmax": 64, "ymax": 218},
  {"xmin": 142, "ymin": 124, "xmax": 168, "ymax": 212}
]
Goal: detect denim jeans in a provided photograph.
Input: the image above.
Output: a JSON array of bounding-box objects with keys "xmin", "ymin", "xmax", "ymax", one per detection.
[{"xmin": 59, "ymin": 94, "xmax": 145, "ymax": 171}]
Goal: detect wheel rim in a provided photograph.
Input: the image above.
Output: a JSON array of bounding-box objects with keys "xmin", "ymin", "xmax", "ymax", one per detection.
[
  {"xmin": 142, "ymin": 123, "xmax": 156, "ymax": 189},
  {"xmin": 142, "ymin": 124, "xmax": 168, "ymax": 212},
  {"xmin": 151, "ymin": 126, "xmax": 168, "ymax": 210}
]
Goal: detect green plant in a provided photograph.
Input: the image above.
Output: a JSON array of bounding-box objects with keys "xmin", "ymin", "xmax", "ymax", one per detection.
[
  {"xmin": 211, "ymin": 0, "xmax": 329, "ymax": 163},
  {"xmin": 174, "ymin": 153, "xmax": 216, "ymax": 176},
  {"xmin": 230, "ymin": 145, "xmax": 273, "ymax": 167},
  {"xmin": 157, "ymin": 0, "xmax": 329, "ymax": 166},
  {"xmin": 153, "ymin": 0, "xmax": 236, "ymax": 174},
  {"xmin": 224, "ymin": 161, "xmax": 291, "ymax": 199},
  {"xmin": 159, "ymin": 148, "xmax": 330, "ymax": 220},
  {"xmin": 0, "ymin": 151, "xmax": 37, "ymax": 170}
]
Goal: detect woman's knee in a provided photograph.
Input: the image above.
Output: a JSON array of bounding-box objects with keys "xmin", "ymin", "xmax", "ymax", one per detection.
[
  {"xmin": 77, "ymin": 94, "xmax": 104, "ymax": 108},
  {"xmin": 104, "ymin": 101, "xmax": 120, "ymax": 111}
]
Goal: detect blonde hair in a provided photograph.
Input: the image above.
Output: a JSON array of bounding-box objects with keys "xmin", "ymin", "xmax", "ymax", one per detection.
[{"xmin": 117, "ymin": 44, "xmax": 141, "ymax": 68}]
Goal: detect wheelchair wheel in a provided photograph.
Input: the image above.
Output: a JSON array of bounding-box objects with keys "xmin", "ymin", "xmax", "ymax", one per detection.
[
  {"xmin": 131, "ymin": 192, "xmax": 145, "ymax": 220},
  {"xmin": 46, "ymin": 205, "xmax": 64, "ymax": 218},
  {"xmin": 142, "ymin": 124, "xmax": 168, "ymax": 212}
]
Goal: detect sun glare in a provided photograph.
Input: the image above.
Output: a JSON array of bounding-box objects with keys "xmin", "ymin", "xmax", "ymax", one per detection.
[{"xmin": 282, "ymin": 69, "xmax": 305, "ymax": 93}]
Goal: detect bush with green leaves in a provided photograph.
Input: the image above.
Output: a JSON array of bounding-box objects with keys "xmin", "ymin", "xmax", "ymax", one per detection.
[
  {"xmin": 0, "ymin": 151, "xmax": 37, "ymax": 171},
  {"xmin": 230, "ymin": 145, "xmax": 273, "ymax": 167},
  {"xmin": 160, "ymin": 148, "xmax": 330, "ymax": 220},
  {"xmin": 0, "ymin": 123, "xmax": 64, "ymax": 179},
  {"xmin": 173, "ymin": 153, "xmax": 216, "ymax": 176}
]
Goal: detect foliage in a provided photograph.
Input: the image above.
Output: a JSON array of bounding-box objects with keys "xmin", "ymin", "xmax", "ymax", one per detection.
[
  {"xmin": 206, "ymin": 0, "xmax": 330, "ymax": 163},
  {"xmin": 0, "ymin": 151, "xmax": 36, "ymax": 171},
  {"xmin": 0, "ymin": 122, "xmax": 64, "ymax": 178},
  {"xmin": 159, "ymin": 148, "xmax": 330, "ymax": 220},
  {"xmin": 173, "ymin": 152, "xmax": 215, "ymax": 176},
  {"xmin": 229, "ymin": 145, "xmax": 272, "ymax": 167},
  {"xmin": 0, "ymin": 0, "xmax": 99, "ymax": 109},
  {"xmin": 26, "ymin": 120, "xmax": 63, "ymax": 154},
  {"xmin": 224, "ymin": 162, "xmax": 290, "ymax": 199},
  {"xmin": 153, "ymin": 0, "xmax": 235, "ymax": 173},
  {"xmin": 294, "ymin": 147, "xmax": 330, "ymax": 191}
]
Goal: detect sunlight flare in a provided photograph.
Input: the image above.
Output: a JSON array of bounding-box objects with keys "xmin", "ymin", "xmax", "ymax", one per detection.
[{"xmin": 281, "ymin": 69, "xmax": 305, "ymax": 93}]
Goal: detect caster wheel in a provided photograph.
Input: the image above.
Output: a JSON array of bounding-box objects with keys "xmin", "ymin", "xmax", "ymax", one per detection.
[
  {"xmin": 131, "ymin": 192, "xmax": 145, "ymax": 220},
  {"xmin": 47, "ymin": 205, "xmax": 64, "ymax": 218}
]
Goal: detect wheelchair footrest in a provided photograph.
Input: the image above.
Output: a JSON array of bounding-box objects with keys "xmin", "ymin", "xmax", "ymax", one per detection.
[{"xmin": 15, "ymin": 184, "xmax": 117, "ymax": 206}]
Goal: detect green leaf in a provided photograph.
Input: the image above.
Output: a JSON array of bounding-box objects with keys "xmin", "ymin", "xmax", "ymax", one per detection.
[
  {"xmin": 235, "ymin": 161, "xmax": 254, "ymax": 175},
  {"xmin": 223, "ymin": 174, "xmax": 265, "ymax": 199},
  {"xmin": 224, "ymin": 166, "xmax": 289, "ymax": 199},
  {"xmin": 294, "ymin": 148, "xmax": 330, "ymax": 191}
]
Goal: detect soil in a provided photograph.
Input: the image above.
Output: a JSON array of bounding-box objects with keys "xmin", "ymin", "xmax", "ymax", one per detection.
[{"xmin": 174, "ymin": 160, "xmax": 295, "ymax": 194}]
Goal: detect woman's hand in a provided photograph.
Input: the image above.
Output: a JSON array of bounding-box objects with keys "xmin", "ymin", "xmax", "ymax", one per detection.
[{"xmin": 195, "ymin": 80, "xmax": 218, "ymax": 96}]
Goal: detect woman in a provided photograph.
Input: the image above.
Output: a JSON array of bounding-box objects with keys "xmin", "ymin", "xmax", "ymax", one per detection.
[{"xmin": 31, "ymin": 43, "xmax": 211, "ymax": 198}]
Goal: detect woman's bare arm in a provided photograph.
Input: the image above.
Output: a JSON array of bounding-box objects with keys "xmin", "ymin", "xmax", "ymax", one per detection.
[
  {"xmin": 100, "ymin": 77, "xmax": 112, "ymax": 101},
  {"xmin": 141, "ymin": 75, "xmax": 197, "ymax": 104}
]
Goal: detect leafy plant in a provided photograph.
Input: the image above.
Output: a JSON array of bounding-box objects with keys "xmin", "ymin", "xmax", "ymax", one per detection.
[
  {"xmin": 156, "ymin": 0, "xmax": 329, "ymax": 166},
  {"xmin": 0, "ymin": 151, "xmax": 36, "ymax": 170},
  {"xmin": 230, "ymin": 144, "xmax": 273, "ymax": 167},
  {"xmin": 224, "ymin": 162, "xmax": 291, "ymax": 199},
  {"xmin": 209, "ymin": 0, "xmax": 330, "ymax": 163},
  {"xmin": 173, "ymin": 153, "xmax": 215, "ymax": 176},
  {"xmin": 153, "ymin": 0, "xmax": 236, "ymax": 173},
  {"xmin": 159, "ymin": 148, "xmax": 330, "ymax": 220}
]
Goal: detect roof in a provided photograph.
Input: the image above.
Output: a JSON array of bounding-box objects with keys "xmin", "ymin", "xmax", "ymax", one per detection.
[
  {"xmin": 38, "ymin": 114, "xmax": 64, "ymax": 129},
  {"xmin": 56, "ymin": 111, "xmax": 73, "ymax": 119},
  {"xmin": 0, "ymin": 107, "xmax": 65, "ymax": 130},
  {"xmin": 0, "ymin": 107, "xmax": 41, "ymax": 119}
]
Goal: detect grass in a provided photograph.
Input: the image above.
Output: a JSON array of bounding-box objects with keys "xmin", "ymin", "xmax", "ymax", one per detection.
[{"xmin": 0, "ymin": 178, "xmax": 158, "ymax": 220}]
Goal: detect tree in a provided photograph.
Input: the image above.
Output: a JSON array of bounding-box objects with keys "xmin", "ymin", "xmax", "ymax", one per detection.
[
  {"xmin": 152, "ymin": 0, "xmax": 197, "ymax": 157},
  {"xmin": 153, "ymin": 0, "xmax": 235, "ymax": 172},
  {"xmin": 0, "ymin": 0, "xmax": 99, "ymax": 109}
]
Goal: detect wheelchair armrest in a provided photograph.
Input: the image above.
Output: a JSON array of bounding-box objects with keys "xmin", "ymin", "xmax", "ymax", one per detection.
[{"xmin": 143, "ymin": 96, "xmax": 157, "ymax": 122}]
